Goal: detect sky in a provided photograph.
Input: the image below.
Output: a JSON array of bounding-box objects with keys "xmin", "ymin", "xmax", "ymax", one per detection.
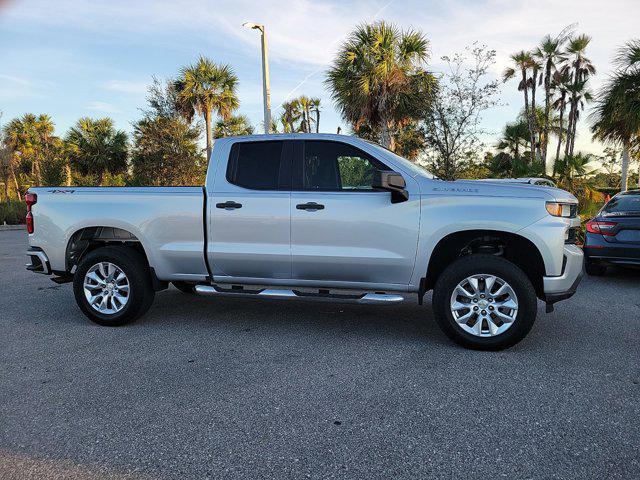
[{"xmin": 1, "ymin": 0, "xmax": 638, "ymax": 157}]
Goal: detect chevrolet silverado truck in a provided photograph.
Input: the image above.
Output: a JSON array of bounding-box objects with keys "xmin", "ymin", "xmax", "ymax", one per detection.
[{"xmin": 25, "ymin": 134, "xmax": 583, "ymax": 350}]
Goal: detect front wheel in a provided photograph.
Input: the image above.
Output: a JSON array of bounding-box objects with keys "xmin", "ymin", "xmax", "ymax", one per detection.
[
  {"xmin": 432, "ymin": 254, "xmax": 538, "ymax": 350},
  {"xmin": 73, "ymin": 246, "xmax": 155, "ymax": 326}
]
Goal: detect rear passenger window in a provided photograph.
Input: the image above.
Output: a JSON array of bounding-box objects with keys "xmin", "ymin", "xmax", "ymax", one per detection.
[{"xmin": 227, "ymin": 141, "xmax": 285, "ymax": 190}]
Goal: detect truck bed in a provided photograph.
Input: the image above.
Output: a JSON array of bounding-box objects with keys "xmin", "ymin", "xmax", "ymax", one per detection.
[{"xmin": 27, "ymin": 186, "xmax": 208, "ymax": 281}]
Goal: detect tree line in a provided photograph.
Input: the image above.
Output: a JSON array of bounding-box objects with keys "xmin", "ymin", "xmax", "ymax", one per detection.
[{"xmin": 1, "ymin": 21, "xmax": 639, "ymax": 205}]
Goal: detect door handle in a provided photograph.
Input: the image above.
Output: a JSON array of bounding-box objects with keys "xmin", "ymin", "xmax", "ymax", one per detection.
[
  {"xmin": 216, "ymin": 201, "xmax": 243, "ymax": 210},
  {"xmin": 296, "ymin": 202, "xmax": 325, "ymax": 211}
]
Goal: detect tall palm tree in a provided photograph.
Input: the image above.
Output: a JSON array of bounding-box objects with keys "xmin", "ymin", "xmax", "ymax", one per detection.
[
  {"xmin": 564, "ymin": 35, "xmax": 596, "ymax": 158},
  {"xmin": 310, "ymin": 98, "xmax": 321, "ymax": 133},
  {"xmin": 552, "ymin": 71, "xmax": 571, "ymax": 163},
  {"xmin": 326, "ymin": 21, "xmax": 433, "ymax": 150},
  {"xmin": 534, "ymin": 34, "xmax": 568, "ymax": 171},
  {"xmin": 213, "ymin": 115, "xmax": 254, "ymax": 138},
  {"xmin": 591, "ymin": 40, "xmax": 640, "ymax": 192},
  {"xmin": 296, "ymin": 96, "xmax": 313, "ymax": 133},
  {"xmin": 504, "ymin": 51, "xmax": 539, "ymax": 162},
  {"xmin": 174, "ymin": 56, "xmax": 239, "ymax": 160},
  {"xmin": 66, "ymin": 118, "xmax": 128, "ymax": 185}
]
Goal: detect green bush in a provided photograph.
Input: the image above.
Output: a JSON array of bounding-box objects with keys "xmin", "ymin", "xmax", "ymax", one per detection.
[{"xmin": 0, "ymin": 200, "xmax": 27, "ymax": 225}]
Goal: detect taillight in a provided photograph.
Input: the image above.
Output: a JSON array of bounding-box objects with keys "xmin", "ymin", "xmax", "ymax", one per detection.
[
  {"xmin": 25, "ymin": 192, "xmax": 37, "ymax": 234},
  {"xmin": 585, "ymin": 220, "xmax": 617, "ymax": 236}
]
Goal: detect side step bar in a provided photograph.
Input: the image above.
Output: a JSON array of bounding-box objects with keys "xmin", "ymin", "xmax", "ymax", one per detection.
[{"xmin": 194, "ymin": 285, "xmax": 404, "ymax": 305}]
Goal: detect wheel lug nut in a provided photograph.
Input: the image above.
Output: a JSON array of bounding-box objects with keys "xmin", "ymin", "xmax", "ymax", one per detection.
[
  {"xmin": 489, "ymin": 298, "xmax": 493, "ymax": 302},
  {"xmin": 473, "ymin": 298, "xmax": 478, "ymax": 303},
  {"xmin": 480, "ymin": 294, "xmax": 485, "ymax": 298},
  {"xmin": 489, "ymin": 306, "xmax": 494, "ymax": 311},
  {"xmin": 481, "ymin": 310, "xmax": 486, "ymax": 315},
  {"xmin": 473, "ymin": 306, "xmax": 478, "ymax": 311}
]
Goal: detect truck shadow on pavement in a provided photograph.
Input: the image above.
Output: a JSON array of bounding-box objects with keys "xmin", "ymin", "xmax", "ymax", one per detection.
[{"xmin": 139, "ymin": 289, "xmax": 454, "ymax": 347}]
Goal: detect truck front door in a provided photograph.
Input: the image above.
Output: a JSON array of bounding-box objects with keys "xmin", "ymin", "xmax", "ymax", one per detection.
[{"xmin": 290, "ymin": 140, "xmax": 420, "ymax": 288}]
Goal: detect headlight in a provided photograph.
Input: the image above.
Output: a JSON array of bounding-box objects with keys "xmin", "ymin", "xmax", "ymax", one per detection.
[{"xmin": 546, "ymin": 202, "xmax": 574, "ymax": 218}]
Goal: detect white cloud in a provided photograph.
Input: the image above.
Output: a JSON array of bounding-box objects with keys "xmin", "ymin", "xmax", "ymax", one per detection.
[
  {"xmin": 0, "ymin": 74, "xmax": 42, "ymax": 101},
  {"xmin": 86, "ymin": 101, "xmax": 119, "ymax": 113},
  {"xmin": 102, "ymin": 80, "xmax": 149, "ymax": 95}
]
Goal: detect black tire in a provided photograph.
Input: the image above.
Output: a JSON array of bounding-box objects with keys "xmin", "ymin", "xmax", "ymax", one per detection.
[
  {"xmin": 585, "ymin": 261, "xmax": 606, "ymax": 276},
  {"xmin": 172, "ymin": 281, "xmax": 195, "ymax": 294},
  {"xmin": 432, "ymin": 254, "xmax": 538, "ymax": 350},
  {"xmin": 73, "ymin": 245, "xmax": 155, "ymax": 326}
]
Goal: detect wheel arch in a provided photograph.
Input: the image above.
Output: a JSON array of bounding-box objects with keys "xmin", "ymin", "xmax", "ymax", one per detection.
[
  {"xmin": 423, "ymin": 229, "xmax": 546, "ymax": 299},
  {"xmin": 65, "ymin": 226, "xmax": 148, "ymax": 271},
  {"xmin": 66, "ymin": 226, "xmax": 167, "ymax": 291}
]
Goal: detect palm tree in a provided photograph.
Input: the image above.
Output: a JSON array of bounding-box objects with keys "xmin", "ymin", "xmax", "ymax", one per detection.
[
  {"xmin": 279, "ymin": 99, "xmax": 302, "ymax": 133},
  {"xmin": 552, "ymin": 71, "xmax": 572, "ymax": 163},
  {"xmin": 174, "ymin": 56, "xmax": 239, "ymax": 160},
  {"xmin": 591, "ymin": 40, "xmax": 640, "ymax": 192},
  {"xmin": 2, "ymin": 113, "xmax": 59, "ymax": 186},
  {"xmin": 504, "ymin": 51, "xmax": 539, "ymax": 162},
  {"xmin": 326, "ymin": 21, "xmax": 433, "ymax": 150},
  {"xmin": 310, "ymin": 98, "xmax": 321, "ymax": 133},
  {"xmin": 213, "ymin": 115, "xmax": 254, "ymax": 138},
  {"xmin": 66, "ymin": 118, "xmax": 128, "ymax": 185},
  {"xmin": 564, "ymin": 35, "xmax": 596, "ymax": 158},
  {"xmin": 534, "ymin": 34, "xmax": 568, "ymax": 170},
  {"xmin": 496, "ymin": 120, "xmax": 529, "ymax": 160},
  {"xmin": 553, "ymin": 152, "xmax": 597, "ymax": 193},
  {"xmin": 297, "ymin": 96, "xmax": 313, "ymax": 133}
]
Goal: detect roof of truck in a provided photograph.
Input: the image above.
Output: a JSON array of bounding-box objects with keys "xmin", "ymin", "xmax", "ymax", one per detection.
[{"xmin": 215, "ymin": 133, "xmax": 359, "ymax": 142}]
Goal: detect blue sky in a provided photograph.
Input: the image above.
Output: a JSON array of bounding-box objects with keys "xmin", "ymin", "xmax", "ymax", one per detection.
[{"xmin": 1, "ymin": 0, "xmax": 638, "ymax": 156}]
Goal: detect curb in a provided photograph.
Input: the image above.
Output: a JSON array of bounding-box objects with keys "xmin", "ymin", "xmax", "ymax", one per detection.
[{"xmin": 0, "ymin": 224, "xmax": 25, "ymax": 231}]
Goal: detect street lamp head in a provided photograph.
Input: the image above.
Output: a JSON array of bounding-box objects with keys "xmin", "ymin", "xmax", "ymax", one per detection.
[{"xmin": 242, "ymin": 22, "xmax": 263, "ymax": 31}]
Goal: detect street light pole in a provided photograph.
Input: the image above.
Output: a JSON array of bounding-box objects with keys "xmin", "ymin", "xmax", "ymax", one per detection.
[{"xmin": 243, "ymin": 22, "xmax": 272, "ymax": 134}]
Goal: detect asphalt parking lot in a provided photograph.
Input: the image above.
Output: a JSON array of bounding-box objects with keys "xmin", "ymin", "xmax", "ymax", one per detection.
[{"xmin": 1, "ymin": 229, "xmax": 639, "ymax": 479}]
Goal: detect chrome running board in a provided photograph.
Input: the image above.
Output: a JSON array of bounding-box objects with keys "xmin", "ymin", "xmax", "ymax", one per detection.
[{"xmin": 194, "ymin": 285, "xmax": 403, "ymax": 305}]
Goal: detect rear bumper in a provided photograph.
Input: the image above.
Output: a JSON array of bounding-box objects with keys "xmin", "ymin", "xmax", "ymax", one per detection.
[
  {"xmin": 584, "ymin": 233, "xmax": 640, "ymax": 267},
  {"xmin": 26, "ymin": 247, "xmax": 51, "ymax": 275},
  {"xmin": 585, "ymin": 255, "xmax": 640, "ymax": 267},
  {"xmin": 542, "ymin": 244, "xmax": 584, "ymax": 304}
]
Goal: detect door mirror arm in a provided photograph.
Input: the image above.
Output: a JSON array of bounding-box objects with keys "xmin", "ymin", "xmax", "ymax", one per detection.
[{"xmin": 372, "ymin": 171, "xmax": 409, "ymax": 204}]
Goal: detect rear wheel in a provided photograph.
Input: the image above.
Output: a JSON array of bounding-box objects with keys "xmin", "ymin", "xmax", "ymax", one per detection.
[
  {"xmin": 73, "ymin": 246, "xmax": 155, "ymax": 326},
  {"xmin": 432, "ymin": 254, "xmax": 538, "ymax": 350}
]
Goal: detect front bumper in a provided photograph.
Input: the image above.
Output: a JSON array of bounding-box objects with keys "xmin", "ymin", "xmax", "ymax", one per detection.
[{"xmin": 542, "ymin": 244, "xmax": 584, "ymax": 305}]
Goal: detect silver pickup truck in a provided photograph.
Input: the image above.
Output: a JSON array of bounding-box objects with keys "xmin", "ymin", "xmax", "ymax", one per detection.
[{"xmin": 25, "ymin": 134, "xmax": 583, "ymax": 350}]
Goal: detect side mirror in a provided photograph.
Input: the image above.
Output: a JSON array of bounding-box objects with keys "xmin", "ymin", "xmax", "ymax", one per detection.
[{"xmin": 373, "ymin": 171, "xmax": 409, "ymax": 203}]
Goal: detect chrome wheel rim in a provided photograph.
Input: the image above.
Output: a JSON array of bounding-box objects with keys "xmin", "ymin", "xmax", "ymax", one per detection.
[
  {"xmin": 450, "ymin": 274, "xmax": 518, "ymax": 337},
  {"xmin": 83, "ymin": 262, "xmax": 130, "ymax": 315}
]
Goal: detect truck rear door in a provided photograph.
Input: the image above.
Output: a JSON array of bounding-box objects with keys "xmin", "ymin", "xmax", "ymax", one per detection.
[{"xmin": 208, "ymin": 140, "xmax": 293, "ymax": 281}]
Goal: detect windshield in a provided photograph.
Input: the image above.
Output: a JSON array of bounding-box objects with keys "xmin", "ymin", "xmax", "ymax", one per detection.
[
  {"xmin": 365, "ymin": 141, "xmax": 436, "ymax": 179},
  {"xmin": 602, "ymin": 194, "xmax": 640, "ymax": 215}
]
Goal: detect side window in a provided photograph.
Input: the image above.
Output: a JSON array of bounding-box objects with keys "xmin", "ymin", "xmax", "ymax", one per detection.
[
  {"xmin": 227, "ymin": 141, "xmax": 286, "ymax": 190},
  {"xmin": 302, "ymin": 141, "xmax": 387, "ymax": 191}
]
